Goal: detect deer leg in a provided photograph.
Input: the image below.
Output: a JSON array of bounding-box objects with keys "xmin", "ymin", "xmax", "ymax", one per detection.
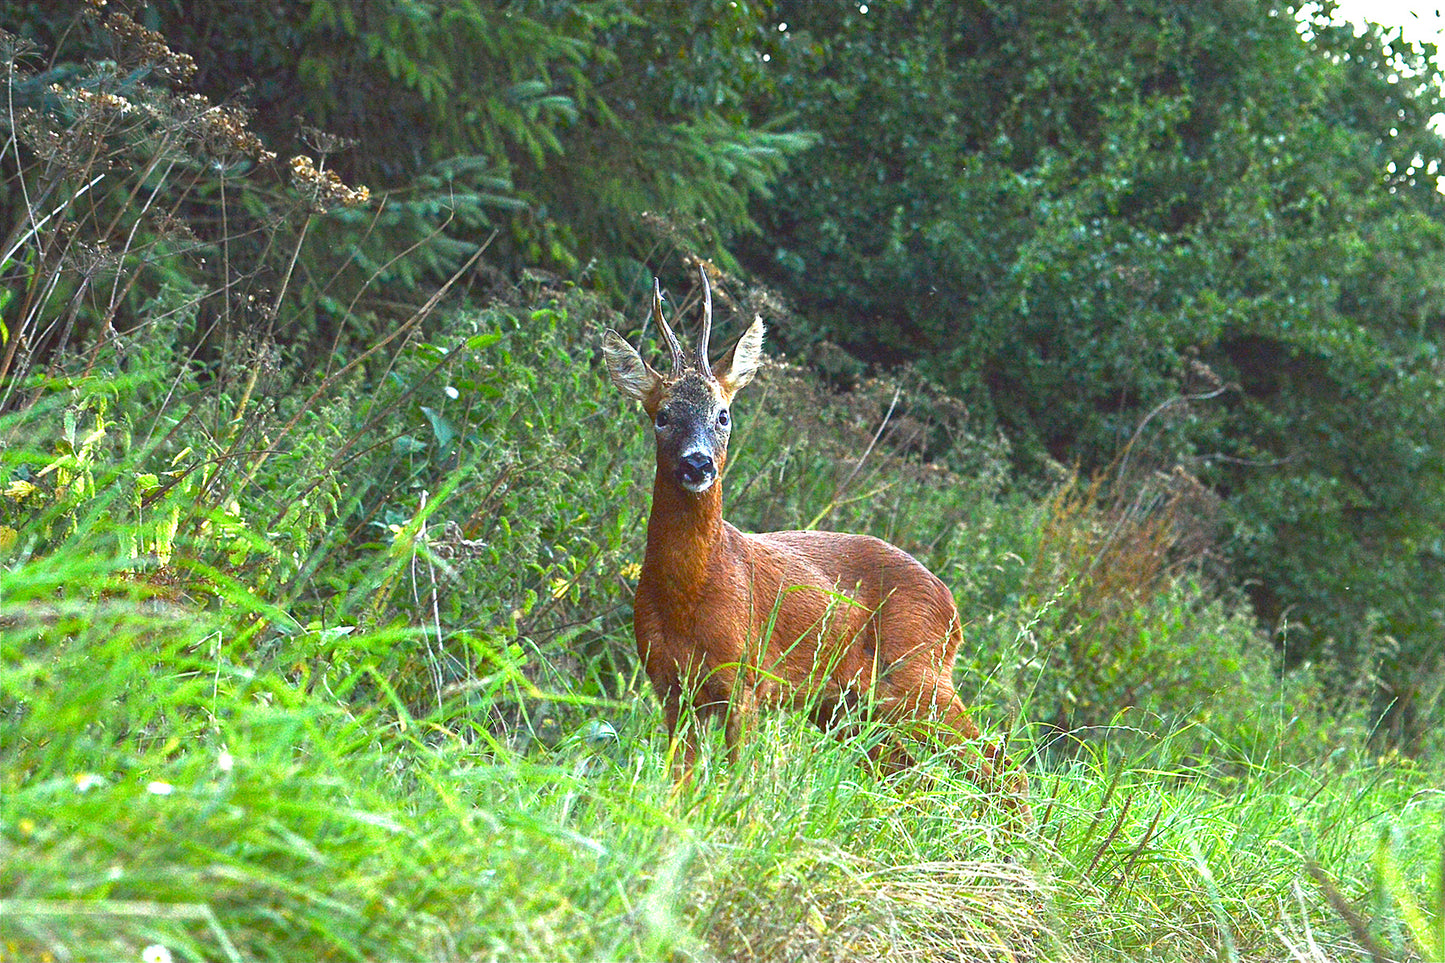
[
  {"xmin": 868, "ymin": 682, "xmax": 981, "ymax": 774},
  {"xmin": 722, "ymin": 685, "xmax": 758, "ymax": 766},
  {"xmin": 662, "ymin": 688, "xmax": 699, "ymax": 786},
  {"xmin": 935, "ymin": 690, "xmax": 1033, "ymax": 826},
  {"xmin": 871, "ymin": 680, "xmax": 1034, "ymax": 825}
]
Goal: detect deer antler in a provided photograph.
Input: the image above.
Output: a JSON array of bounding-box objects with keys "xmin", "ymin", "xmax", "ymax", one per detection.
[
  {"xmin": 652, "ymin": 278, "xmax": 684, "ymax": 373},
  {"xmin": 696, "ymin": 265, "xmax": 713, "ymax": 371}
]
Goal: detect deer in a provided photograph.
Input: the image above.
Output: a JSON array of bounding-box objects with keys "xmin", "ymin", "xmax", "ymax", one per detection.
[{"xmin": 602, "ymin": 268, "xmax": 1029, "ymax": 819}]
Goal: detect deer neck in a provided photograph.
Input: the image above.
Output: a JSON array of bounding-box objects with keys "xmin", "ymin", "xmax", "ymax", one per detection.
[{"xmin": 643, "ymin": 470, "xmax": 726, "ymax": 605}]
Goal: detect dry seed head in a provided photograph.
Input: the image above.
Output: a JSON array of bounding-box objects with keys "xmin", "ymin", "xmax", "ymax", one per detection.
[
  {"xmin": 1187, "ymin": 357, "xmax": 1224, "ymax": 393},
  {"xmin": 288, "ymin": 155, "xmax": 370, "ymax": 211},
  {"xmin": 16, "ymin": 106, "xmax": 93, "ymax": 169},
  {"xmin": 62, "ymin": 240, "xmax": 121, "ymax": 279},
  {"xmin": 148, "ymin": 211, "xmax": 201, "ymax": 250},
  {"xmin": 64, "ymin": 87, "xmax": 137, "ymax": 117},
  {"xmin": 0, "ymin": 28, "xmax": 41, "ymax": 66},
  {"xmin": 103, "ymin": 12, "xmax": 196, "ymax": 83},
  {"xmin": 187, "ymin": 103, "xmax": 271, "ymax": 162},
  {"xmin": 300, "ymin": 125, "xmax": 357, "ymax": 157}
]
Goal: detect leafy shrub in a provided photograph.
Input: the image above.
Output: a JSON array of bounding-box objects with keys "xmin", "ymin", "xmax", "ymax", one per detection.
[
  {"xmin": 741, "ymin": 0, "xmax": 1445, "ymax": 742},
  {"xmin": 955, "ymin": 464, "xmax": 1356, "ymax": 772},
  {"xmin": 284, "ymin": 290, "xmax": 657, "ymax": 728}
]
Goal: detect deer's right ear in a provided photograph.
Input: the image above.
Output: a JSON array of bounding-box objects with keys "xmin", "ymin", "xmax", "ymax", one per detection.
[{"xmin": 603, "ymin": 329, "xmax": 661, "ymax": 402}]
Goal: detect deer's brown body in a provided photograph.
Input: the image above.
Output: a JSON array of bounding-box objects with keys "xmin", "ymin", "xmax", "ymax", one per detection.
[{"xmin": 605, "ymin": 270, "xmax": 1026, "ymax": 814}]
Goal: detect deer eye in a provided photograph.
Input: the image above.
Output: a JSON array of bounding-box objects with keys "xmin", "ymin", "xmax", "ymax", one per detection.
[
  {"xmin": 717, "ymin": 408, "xmax": 730, "ymax": 428},
  {"xmin": 654, "ymin": 410, "xmax": 669, "ymax": 429}
]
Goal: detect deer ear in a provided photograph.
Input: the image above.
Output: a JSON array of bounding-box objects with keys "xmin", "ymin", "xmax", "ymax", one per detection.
[
  {"xmin": 714, "ymin": 316, "xmax": 765, "ymax": 398},
  {"xmin": 603, "ymin": 329, "xmax": 661, "ymax": 402}
]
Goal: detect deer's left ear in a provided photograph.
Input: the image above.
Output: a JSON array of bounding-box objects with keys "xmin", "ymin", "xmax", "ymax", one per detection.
[{"xmin": 714, "ymin": 316, "xmax": 765, "ymax": 398}]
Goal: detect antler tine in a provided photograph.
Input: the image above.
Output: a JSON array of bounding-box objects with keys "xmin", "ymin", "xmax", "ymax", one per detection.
[
  {"xmin": 652, "ymin": 278, "xmax": 684, "ymax": 373},
  {"xmin": 696, "ymin": 265, "xmax": 713, "ymax": 370}
]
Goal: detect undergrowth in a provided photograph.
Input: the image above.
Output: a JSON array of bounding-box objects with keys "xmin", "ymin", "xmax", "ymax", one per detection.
[{"xmin": 3, "ymin": 289, "xmax": 1441, "ymax": 962}]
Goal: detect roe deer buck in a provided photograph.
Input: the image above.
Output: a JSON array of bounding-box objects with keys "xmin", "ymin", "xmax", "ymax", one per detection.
[{"xmin": 603, "ymin": 268, "xmax": 1028, "ymax": 817}]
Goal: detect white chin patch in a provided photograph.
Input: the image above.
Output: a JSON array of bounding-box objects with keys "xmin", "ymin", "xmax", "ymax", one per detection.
[{"xmin": 680, "ymin": 476, "xmax": 716, "ymax": 494}]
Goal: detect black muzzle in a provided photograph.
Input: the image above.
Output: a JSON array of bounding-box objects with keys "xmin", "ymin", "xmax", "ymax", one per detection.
[{"xmin": 676, "ymin": 451, "xmax": 717, "ymax": 489}]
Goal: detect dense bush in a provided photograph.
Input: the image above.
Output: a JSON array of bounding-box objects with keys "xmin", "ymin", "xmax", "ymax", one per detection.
[
  {"xmin": 740, "ymin": 0, "xmax": 1445, "ymax": 734},
  {"xmin": 6, "ymin": 265, "xmax": 1431, "ymax": 960},
  {"xmin": 0, "ymin": 2, "xmax": 373, "ymax": 387}
]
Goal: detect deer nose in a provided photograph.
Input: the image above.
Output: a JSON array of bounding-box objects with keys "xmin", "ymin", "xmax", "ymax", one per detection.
[{"xmin": 676, "ymin": 451, "xmax": 716, "ymax": 489}]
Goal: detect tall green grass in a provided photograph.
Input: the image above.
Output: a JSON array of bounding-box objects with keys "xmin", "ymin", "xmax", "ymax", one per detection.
[
  {"xmin": 2, "ymin": 293, "xmax": 1440, "ymax": 961},
  {"xmin": 3, "ymin": 578, "xmax": 1439, "ymax": 961}
]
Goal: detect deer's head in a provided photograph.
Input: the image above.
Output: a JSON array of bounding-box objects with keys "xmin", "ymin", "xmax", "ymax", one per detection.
[{"xmin": 604, "ymin": 270, "xmax": 765, "ymax": 495}]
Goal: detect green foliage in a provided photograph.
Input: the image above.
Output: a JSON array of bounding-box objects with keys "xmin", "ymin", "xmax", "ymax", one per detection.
[
  {"xmin": 742, "ymin": 0, "xmax": 1445, "ymax": 729},
  {"xmin": 0, "ymin": 217, "xmax": 1437, "ymax": 963},
  {"xmin": 0, "ymin": 281, "xmax": 652, "ymax": 746},
  {"xmin": 1303, "ymin": 817, "xmax": 1445, "ymax": 963},
  {"xmin": 3, "ymin": 4, "xmax": 1443, "ymax": 960},
  {"xmin": 293, "ymin": 293, "xmax": 655, "ymax": 726},
  {"xmin": 0, "ymin": 2, "xmax": 373, "ymax": 384},
  {"xmin": 133, "ymin": 0, "xmax": 813, "ymax": 293},
  {"xmin": 3, "ymin": 560, "xmax": 1439, "ymax": 960}
]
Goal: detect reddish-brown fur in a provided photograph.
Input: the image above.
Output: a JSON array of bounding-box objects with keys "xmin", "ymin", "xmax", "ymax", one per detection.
[{"xmin": 604, "ymin": 270, "xmax": 1028, "ymax": 817}]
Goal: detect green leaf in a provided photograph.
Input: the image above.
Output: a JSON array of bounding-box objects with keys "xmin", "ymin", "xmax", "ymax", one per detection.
[{"xmin": 419, "ymin": 406, "xmax": 456, "ymax": 451}]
